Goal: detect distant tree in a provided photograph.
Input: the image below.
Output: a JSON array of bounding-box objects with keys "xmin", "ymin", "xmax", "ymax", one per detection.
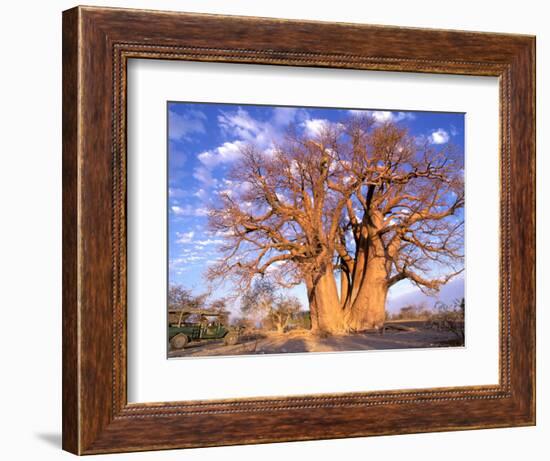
[
  {"xmin": 292, "ymin": 311, "xmax": 312, "ymax": 330},
  {"xmin": 270, "ymin": 295, "xmax": 302, "ymax": 333},
  {"xmin": 457, "ymin": 297, "xmax": 465, "ymax": 316},
  {"xmin": 205, "ymin": 298, "xmax": 228, "ymax": 324},
  {"xmin": 434, "ymin": 298, "xmax": 465, "ymax": 322},
  {"xmin": 209, "ymin": 298, "xmax": 228, "ymax": 312},
  {"xmin": 241, "ymin": 279, "xmax": 303, "ymax": 333},
  {"xmin": 432, "ymin": 298, "xmax": 465, "ymax": 340},
  {"xmin": 167, "ymin": 285, "xmax": 208, "ymax": 311},
  {"xmin": 398, "ymin": 305, "xmax": 416, "ymax": 319},
  {"xmin": 168, "ymin": 286, "xmax": 192, "ymax": 310},
  {"xmin": 241, "ymin": 279, "xmax": 277, "ymax": 323},
  {"xmin": 393, "ymin": 302, "xmax": 431, "ymax": 320},
  {"xmin": 232, "ymin": 317, "xmax": 255, "ymax": 331}
]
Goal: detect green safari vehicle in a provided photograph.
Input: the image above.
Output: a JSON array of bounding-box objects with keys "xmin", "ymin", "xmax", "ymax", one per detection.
[{"xmin": 168, "ymin": 308, "xmax": 240, "ymax": 350}]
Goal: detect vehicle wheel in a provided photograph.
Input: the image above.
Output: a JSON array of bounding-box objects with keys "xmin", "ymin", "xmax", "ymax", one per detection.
[
  {"xmin": 170, "ymin": 333, "xmax": 189, "ymax": 350},
  {"xmin": 224, "ymin": 332, "xmax": 239, "ymax": 346}
]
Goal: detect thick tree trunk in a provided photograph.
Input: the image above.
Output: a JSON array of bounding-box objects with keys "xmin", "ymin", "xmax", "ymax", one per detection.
[
  {"xmin": 348, "ymin": 243, "xmax": 367, "ymax": 307},
  {"xmin": 306, "ymin": 265, "xmax": 346, "ymax": 334},
  {"xmin": 305, "ymin": 274, "xmax": 319, "ymax": 331},
  {"xmin": 272, "ymin": 313, "xmax": 284, "ymax": 333},
  {"xmin": 340, "ymin": 268, "xmax": 350, "ymax": 308},
  {"xmin": 346, "ymin": 256, "xmax": 388, "ymax": 330}
]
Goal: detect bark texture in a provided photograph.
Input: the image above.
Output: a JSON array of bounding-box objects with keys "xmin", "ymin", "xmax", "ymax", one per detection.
[
  {"xmin": 311, "ymin": 265, "xmax": 346, "ymax": 333},
  {"xmin": 347, "ymin": 257, "xmax": 388, "ymax": 330}
]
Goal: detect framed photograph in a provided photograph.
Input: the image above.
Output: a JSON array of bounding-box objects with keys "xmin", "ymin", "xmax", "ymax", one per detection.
[{"xmin": 62, "ymin": 6, "xmax": 535, "ymax": 455}]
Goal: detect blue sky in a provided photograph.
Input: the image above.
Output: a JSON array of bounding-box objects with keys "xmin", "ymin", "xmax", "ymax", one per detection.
[{"xmin": 167, "ymin": 102, "xmax": 465, "ymax": 314}]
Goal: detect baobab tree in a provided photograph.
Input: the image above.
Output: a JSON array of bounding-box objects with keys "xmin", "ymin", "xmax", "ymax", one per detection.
[{"xmin": 208, "ymin": 115, "xmax": 464, "ymax": 333}]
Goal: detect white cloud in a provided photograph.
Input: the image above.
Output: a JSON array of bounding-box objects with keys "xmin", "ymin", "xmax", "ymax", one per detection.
[
  {"xmin": 394, "ymin": 112, "xmax": 415, "ymax": 122},
  {"xmin": 272, "ymin": 107, "xmax": 298, "ymax": 126},
  {"xmin": 169, "ymin": 257, "xmax": 186, "ymax": 270},
  {"xmin": 429, "ymin": 128, "xmax": 450, "ymax": 144},
  {"xmin": 414, "ymin": 134, "xmax": 427, "ymax": 146},
  {"xmin": 168, "ymin": 109, "xmax": 206, "ymax": 141},
  {"xmin": 302, "ymin": 118, "xmax": 330, "ymax": 137},
  {"xmin": 186, "ymin": 255, "xmax": 205, "ymax": 262},
  {"xmin": 197, "ymin": 140, "xmax": 245, "ymax": 167},
  {"xmin": 192, "ymin": 107, "xmax": 300, "ymax": 192},
  {"xmin": 193, "ymin": 188, "xmax": 208, "ymax": 201},
  {"xmin": 349, "ymin": 110, "xmax": 416, "ymax": 125},
  {"xmin": 217, "ymin": 106, "xmax": 302, "ymax": 149},
  {"xmin": 218, "ymin": 108, "xmax": 265, "ymax": 144},
  {"xmin": 218, "ymin": 178, "xmax": 253, "ymax": 199},
  {"xmin": 168, "ymin": 146, "xmax": 187, "ymax": 168},
  {"xmin": 195, "ymin": 238, "xmax": 225, "ymax": 247},
  {"xmin": 193, "ymin": 166, "xmax": 216, "ymax": 186},
  {"xmin": 176, "ymin": 231, "xmax": 194, "ymax": 244},
  {"xmin": 171, "ymin": 205, "xmax": 193, "ymax": 216},
  {"xmin": 168, "ymin": 187, "xmax": 187, "ymax": 198},
  {"xmin": 171, "ymin": 205, "xmax": 187, "ymax": 215},
  {"xmin": 215, "ymin": 229, "xmax": 234, "ymax": 237},
  {"xmin": 450, "ymin": 124, "xmax": 458, "ymax": 136},
  {"xmin": 206, "ymin": 258, "xmax": 224, "ymax": 266},
  {"xmin": 347, "ymin": 109, "xmax": 364, "ymax": 117},
  {"xmin": 195, "ymin": 207, "xmax": 209, "ymax": 217},
  {"xmin": 171, "ymin": 205, "xmax": 209, "ymax": 217},
  {"xmin": 190, "ymin": 107, "xmax": 310, "ymax": 204},
  {"xmin": 370, "ymin": 111, "xmax": 394, "ymax": 123}
]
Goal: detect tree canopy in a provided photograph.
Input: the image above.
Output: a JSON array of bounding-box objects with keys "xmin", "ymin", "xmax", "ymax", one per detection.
[{"xmin": 208, "ymin": 115, "xmax": 464, "ymax": 332}]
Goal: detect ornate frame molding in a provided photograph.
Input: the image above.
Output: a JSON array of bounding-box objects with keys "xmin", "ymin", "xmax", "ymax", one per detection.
[{"xmin": 63, "ymin": 6, "xmax": 535, "ymax": 454}]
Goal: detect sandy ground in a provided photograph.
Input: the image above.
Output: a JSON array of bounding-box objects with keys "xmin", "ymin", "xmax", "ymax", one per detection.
[{"xmin": 168, "ymin": 325, "xmax": 463, "ymax": 358}]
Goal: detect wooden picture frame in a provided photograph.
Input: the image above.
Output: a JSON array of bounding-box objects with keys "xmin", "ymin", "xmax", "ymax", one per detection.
[{"xmin": 62, "ymin": 5, "xmax": 536, "ymax": 455}]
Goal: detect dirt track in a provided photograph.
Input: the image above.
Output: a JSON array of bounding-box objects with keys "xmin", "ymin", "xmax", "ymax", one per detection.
[{"xmin": 168, "ymin": 326, "xmax": 463, "ymax": 358}]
